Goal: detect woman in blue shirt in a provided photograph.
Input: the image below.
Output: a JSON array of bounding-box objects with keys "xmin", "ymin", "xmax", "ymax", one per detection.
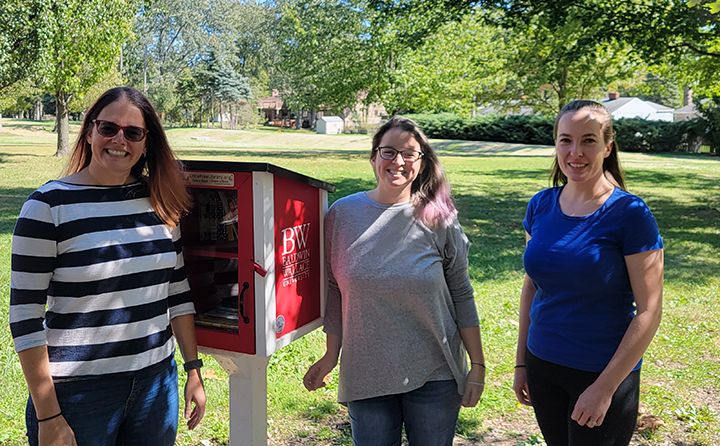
[{"xmin": 513, "ymin": 100, "xmax": 664, "ymax": 446}]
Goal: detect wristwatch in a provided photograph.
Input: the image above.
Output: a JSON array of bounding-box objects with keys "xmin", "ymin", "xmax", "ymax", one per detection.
[{"xmin": 183, "ymin": 358, "xmax": 203, "ymax": 373}]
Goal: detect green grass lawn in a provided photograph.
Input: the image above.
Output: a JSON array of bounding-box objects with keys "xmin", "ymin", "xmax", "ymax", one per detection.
[{"xmin": 0, "ymin": 120, "xmax": 718, "ymax": 446}]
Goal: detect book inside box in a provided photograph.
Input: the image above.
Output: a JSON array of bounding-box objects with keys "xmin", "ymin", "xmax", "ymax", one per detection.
[{"xmin": 183, "ymin": 188, "xmax": 242, "ymax": 332}]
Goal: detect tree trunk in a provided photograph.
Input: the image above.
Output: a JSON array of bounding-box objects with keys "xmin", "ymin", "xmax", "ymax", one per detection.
[
  {"xmin": 0, "ymin": 112, "xmax": 3, "ymax": 132},
  {"xmin": 219, "ymin": 103, "xmax": 224, "ymax": 129},
  {"xmin": 209, "ymin": 101, "xmax": 214, "ymax": 129},
  {"xmin": 55, "ymin": 91, "xmax": 71, "ymax": 157},
  {"xmin": 296, "ymin": 108, "xmax": 303, "ymax": 130},
  {"xmin": 34, "ymin": 99, "xmax": 43, "ymax": 121}
]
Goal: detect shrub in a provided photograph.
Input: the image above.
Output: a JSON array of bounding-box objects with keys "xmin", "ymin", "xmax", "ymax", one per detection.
[
  {"xmin": 403, "ymin": 113, "xmax": 704, "ymax": 153},
  {"xmin": 614, "ymin": 118, "xmax": 701, "ymax": 153},
  {"xmin": 405, "ymin": 113, "xmax": 554, "ymax": 145}
]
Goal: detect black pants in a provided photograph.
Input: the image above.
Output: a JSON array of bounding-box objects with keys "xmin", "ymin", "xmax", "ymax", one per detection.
[{"xmin": 526, "ymin": 350, "xmax": 640, "ymax": 446}]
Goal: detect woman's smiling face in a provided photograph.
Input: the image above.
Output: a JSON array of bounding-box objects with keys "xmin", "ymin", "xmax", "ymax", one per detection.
[
  {"xmin": 555, "ymin": 109, "xmax": 612, "ymax": 185},
  {"xmin": 86, "ymin": 97, "xmax": 146, "ymax": 181},
  {"xmin": 371, "ymin": 127, "xmax": 424, "ymax": 200}
]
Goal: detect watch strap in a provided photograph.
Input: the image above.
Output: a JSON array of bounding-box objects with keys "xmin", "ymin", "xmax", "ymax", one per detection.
[{"xmin": 183, "ymin": 358, "xmax": 203, "ymax": 372}]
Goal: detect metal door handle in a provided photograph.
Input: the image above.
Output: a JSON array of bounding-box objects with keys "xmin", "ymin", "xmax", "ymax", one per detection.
[{"xmin": 238, "ymin": 281, "xmax": 250, "ymax": 324}]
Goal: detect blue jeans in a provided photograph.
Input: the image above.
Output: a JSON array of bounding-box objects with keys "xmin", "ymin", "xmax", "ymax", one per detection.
[
  {"xmin": 347, "ymin": 379, "xmax": 461, "ymax": 446},
  {"xmin": 26, "ymin": 357, "xmax": 179, "ymax": 446}
]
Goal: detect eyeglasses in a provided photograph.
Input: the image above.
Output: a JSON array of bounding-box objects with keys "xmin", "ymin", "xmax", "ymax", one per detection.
[
  {"xmin": 376, "ymin": 147, "xmax": 424, "ymax": 162},
  {"xmin": 93, "ymin": 120, "xmax": 149, "ymax": 142}
]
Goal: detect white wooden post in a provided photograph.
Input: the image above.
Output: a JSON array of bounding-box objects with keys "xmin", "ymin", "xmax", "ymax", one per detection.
[{"xmin": 204, "ymin": 348, "xmax": 271, "ymax": 446}]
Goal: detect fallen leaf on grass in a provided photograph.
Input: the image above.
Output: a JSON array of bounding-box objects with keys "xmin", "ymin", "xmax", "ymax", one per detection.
[
  {"xmin": 637, "ymin": 414, "xmax": 665, "ymax": 433},
  {"xmin": 203, "ymin": 369, "xmax": 221, "ymax": 380}
]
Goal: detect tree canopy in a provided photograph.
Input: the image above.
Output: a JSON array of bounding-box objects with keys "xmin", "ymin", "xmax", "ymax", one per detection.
[{"xmin": 4, "ymin": 0, "xmax": 720, "ymax": 140}]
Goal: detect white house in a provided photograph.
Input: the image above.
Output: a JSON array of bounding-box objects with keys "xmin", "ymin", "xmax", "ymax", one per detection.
[
  {"xmin": 316, "ymin": 116, "xmax": 344, "ymax": 134},
  {"xmin": 674, "ymin": 103, "xmax": 701, "ymax": 122},
  {"xmin": 603, "ymin": 95, "xmax": 674, "ymax": 122}
]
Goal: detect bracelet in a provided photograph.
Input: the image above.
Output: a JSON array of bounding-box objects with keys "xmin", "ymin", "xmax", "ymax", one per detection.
[
  {"xmin": 467, "ymin": 381, "xmax": 485, "ymax": 386},
  {"xmin": 471, "ymin": 362, "xmax": 486, "ymax": 369},
  {"xmin": 515, "ymin": 364, "xmax": 527, "ymax": 368},
  {"xmin": 38, "ymin": 411, "xmax": 62, "ymax": 423}
]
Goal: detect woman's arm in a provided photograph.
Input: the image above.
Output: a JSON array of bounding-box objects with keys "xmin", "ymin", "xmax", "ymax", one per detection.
[
  {"xmin": 513, "ymin": 274, "xmax": 536, "ymax": 406},
  {"xmin": 12, "ymin": 197, "xmax": 75, "ymax": 445},
  {"xmin": 18, "ymin": 347, "xmax": 76, "ymax": 446},
  {"xmin": 513, "ymin": 232, "xmax": 535, "ymax": 406},
  {"xmin": 171, "ymin": 314, "xmax": 206, "ymax": 430},
  {"xmin": 459, "ymin": 326, "xmax": 485, "ymax": 407},
  {"xmin": 571, "ymin": 248, "xmax": 664, "ymax": 427},
  {"xmin": 303, "ymin": 333, "xmax": 342, "ymax": 391}
]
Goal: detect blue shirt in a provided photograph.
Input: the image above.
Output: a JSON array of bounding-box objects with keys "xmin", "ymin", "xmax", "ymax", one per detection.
[{"xmin": 523, "ymin": 186, "xmax": 662, "ymax": 372}]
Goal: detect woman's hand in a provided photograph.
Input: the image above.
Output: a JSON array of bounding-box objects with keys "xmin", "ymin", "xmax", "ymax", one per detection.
[
  {"xmin": 513, "ymin": 366, "xmax": 532, "ymax": 407},
  {"xmin": 570, "ymin": 381, "xmax": 613, "ymax": 428},
  {"xmin": 39, "ymin": 415, "xmax": 77, "ymax": 446},
  {"xmin": 461, "ymin": 364, "xmax": 485, "ymax": 407},
  {"xmin": 303, "ymin": 355, "xmax": 337, "ymax": 391},
  {"xmin": 184, "ymin": 370, "xmax": 206, "ymax": 430}
]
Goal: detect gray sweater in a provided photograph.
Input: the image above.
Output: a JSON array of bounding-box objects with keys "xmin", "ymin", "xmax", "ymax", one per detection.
[{"xmin": 323, "ymin": 192, "xmax": 479, "ymax": 403}]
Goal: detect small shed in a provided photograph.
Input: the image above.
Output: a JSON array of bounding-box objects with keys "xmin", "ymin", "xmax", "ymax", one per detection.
[{"xmin": 316, "ymin": 116, "xmax": 344, "ymax": 134}]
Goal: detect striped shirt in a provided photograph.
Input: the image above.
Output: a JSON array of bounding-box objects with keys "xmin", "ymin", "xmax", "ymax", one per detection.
[{"xmin": 10, "ymin": 180, "xmax": 195, "ymax": 378}]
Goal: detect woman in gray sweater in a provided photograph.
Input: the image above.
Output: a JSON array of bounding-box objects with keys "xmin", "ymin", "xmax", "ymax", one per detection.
[{"xmin": 303, "ymin": 117, "xmax": 485, "ymax": 446}]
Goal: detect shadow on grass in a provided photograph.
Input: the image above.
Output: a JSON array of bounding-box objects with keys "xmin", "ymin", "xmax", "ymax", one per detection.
[
  {"xmin": 0, "ymin": 152, "xmax": 48, "ymax": 163},
  {"xmin": 0, "ymin": 187, "xmax": 36, "ymax": 235},
  {"xmin": 628, "ymin": 170, "xmax": 719, "ymax": 285}
]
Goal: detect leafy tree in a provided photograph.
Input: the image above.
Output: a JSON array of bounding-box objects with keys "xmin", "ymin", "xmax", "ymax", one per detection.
[
  {"xmin": 367, "ymin": 0, "xmax": 476, "ymax": 48},
  {"xmin": 502, "ymin": 17, "xmax": 640, "ymax": 114},
  {"xmin": 124, "ymin": 0, "xmax": 238, "ymax": 114},
  {"xmin": 39, "ymin": 0, "xmax": 135, "ymax": 156},
  {"xmin": 215, "ymin": 65, "xmax": 253, "ymax": 129},
  {"xmin": 617, "ymin": 72, "xmax": 682, "ymax": 108},
  {"xmin": 69, "ymin": 69, "xmax": 124, "ymax": 117},
  {"xmin": 0, "ymin": 0, "xmax": 43, "ymax": 91},
  {"xmin": 175, "ymin": 69, "xmax": 200, "ymax": 126},
  {"xmin": 278, "ymin": 0, "xmax": 376, "ymax": 116},
  {"xmin": 229, "ymin": 1, "xmax": 286, "ymax": 93},
  {"xmin": 479, "ymin": 0, "xmax": 720, "ymax": 94},
  {"xmin": 695, "ymin": 96, "xmax": 720, "ymax": 153},
  {"xmin": 383, "ymin": 14, "xmax": 509, "ymax": 115}
]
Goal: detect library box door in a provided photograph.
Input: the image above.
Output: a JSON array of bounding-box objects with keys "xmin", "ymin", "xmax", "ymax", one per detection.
[{"xmin": 181, "ymin": 171, "xmax": 256, "ymax": 354}]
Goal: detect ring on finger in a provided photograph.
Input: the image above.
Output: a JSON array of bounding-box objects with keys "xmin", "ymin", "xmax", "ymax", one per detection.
[{"xmin": 588, "ymin": 420, "xmax": 596, "ymax": 427}]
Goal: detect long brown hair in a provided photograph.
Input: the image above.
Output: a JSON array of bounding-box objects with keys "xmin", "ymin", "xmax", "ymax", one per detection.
[
  {"xmin": 63, "ymin": 87, "xmax": 191, "ymax": 227},
  {"xmin": 550, "ymin": 100, "xmax": 626, "ymax": 190},
  {"xmin": 371, "ymin": 117, "xmax": 457, "ymax": 228}
]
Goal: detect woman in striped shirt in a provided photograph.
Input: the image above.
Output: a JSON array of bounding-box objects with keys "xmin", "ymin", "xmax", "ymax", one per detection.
[{"xmin": 10, "ymin": 87, "xmax": 206, "ymax": 446}]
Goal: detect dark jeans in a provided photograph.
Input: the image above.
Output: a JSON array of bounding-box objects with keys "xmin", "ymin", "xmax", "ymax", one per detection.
[
  {"xmin": 347, "ymin": 379, "xmax": 462, "ymax": 446},
  {"xmin": 526, "ymin": 350, "xmax": 640, "ymax": 446},
  {"xmin": 26, "ymin": 357, "xmax": 179, "ymax": 446}
]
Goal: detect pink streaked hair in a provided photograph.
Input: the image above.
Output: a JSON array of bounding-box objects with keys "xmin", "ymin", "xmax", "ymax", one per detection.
[{"xmin": 371, "ymin": 117, "xmax": 457, "ymax": 228}]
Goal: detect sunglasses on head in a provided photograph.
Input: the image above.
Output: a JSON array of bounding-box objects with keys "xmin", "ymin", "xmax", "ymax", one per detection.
[{"xmin": 93, "ymin": 120, "xmax": 148, "ymax": 142}]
